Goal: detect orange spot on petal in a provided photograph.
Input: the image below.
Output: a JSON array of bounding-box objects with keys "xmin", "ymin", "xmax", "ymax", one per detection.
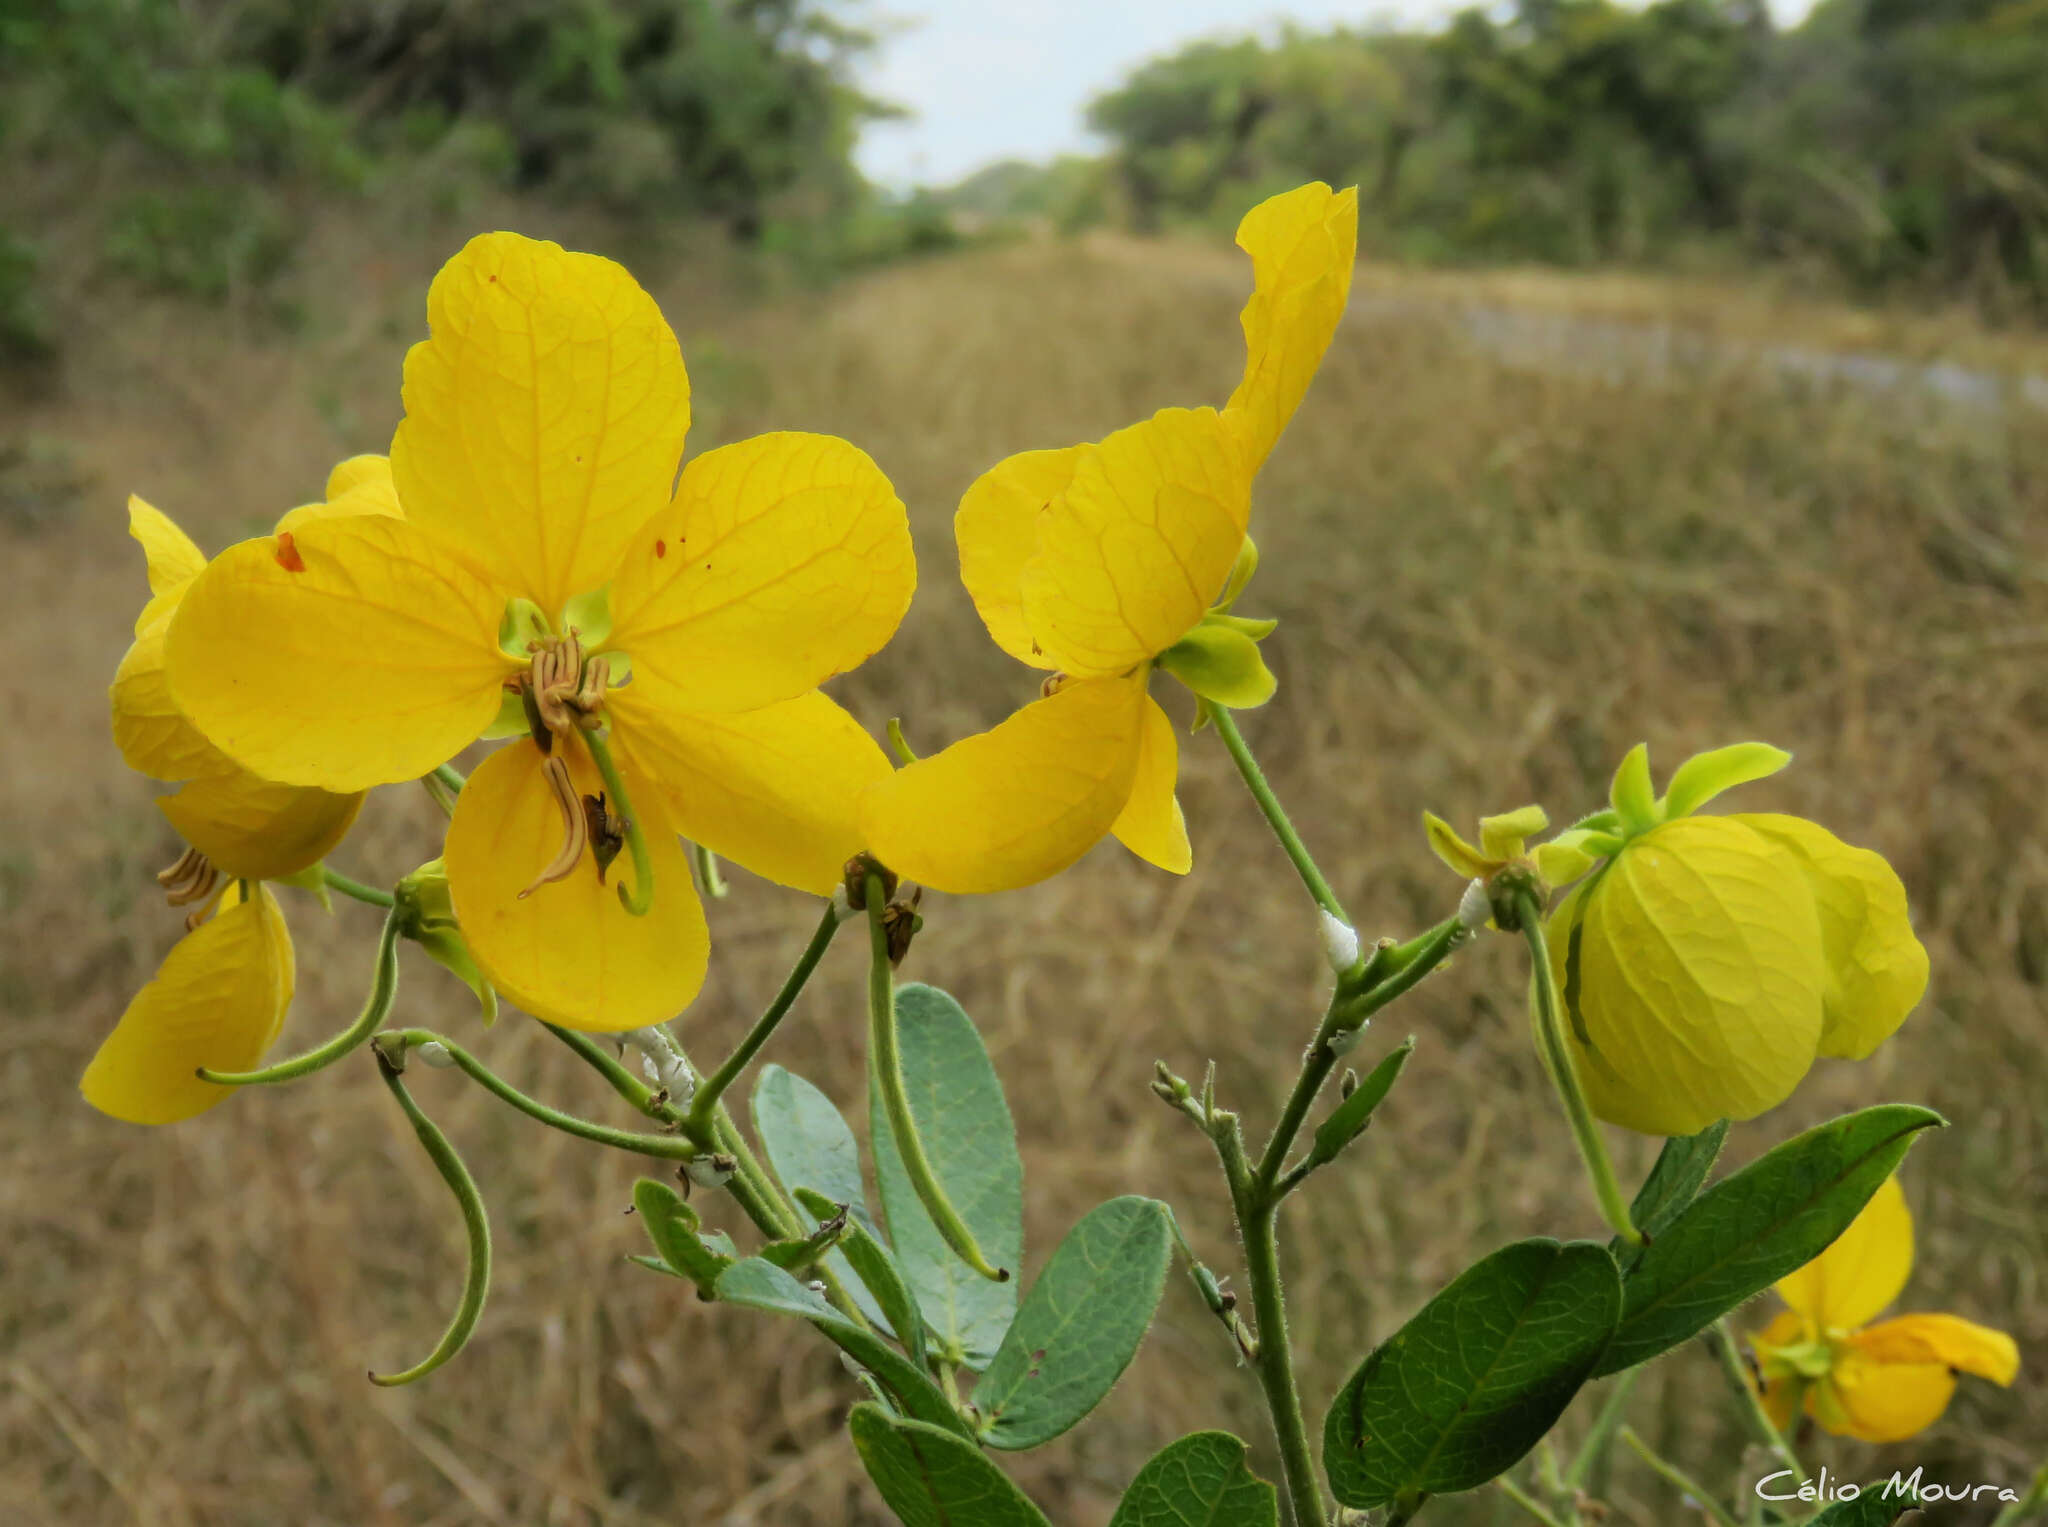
[
  {"xmin": 274, "ymin": 532, "xmax": 306, "ymax": 573},
  {"xmin": 654, "ymin": 539, "xmax": 667, "ymax": 558}
]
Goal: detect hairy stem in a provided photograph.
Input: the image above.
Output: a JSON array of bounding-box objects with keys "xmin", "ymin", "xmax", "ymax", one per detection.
[
  {"xmin": 1210, "ymin": 705, "xmax": 1348, "ymax": 926},
  {"xmin": 1620, "ymin": 1427, "xmax": 1741, "ymax": 1527},
  {"xmin": 1565, "ymin": 1368, "xmax": 1640, "ymax": 1489},
  {"xmin": 322, "ymin": 867, "xmax": 395, "ymax": 908},
  {"xmin": 1710, "ymin": 1319, "xmax": 1803, "ymax": 1485},
  {"xmin": 1239, "ymin": 1198, "xmax": 1326, "ymax": 1527},
  {"xmin": 686, "ymin": 901, "xmax": 841, "ymax": 1136}
]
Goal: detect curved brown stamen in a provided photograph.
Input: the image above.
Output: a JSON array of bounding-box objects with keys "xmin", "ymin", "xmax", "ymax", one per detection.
[
  {"xmin": 157, "ymin": 846, "xmax": 219, "ymax": 908},
  {"xmin": 518, "ymin": 755, "xmax": 589, "ymax": 899}
]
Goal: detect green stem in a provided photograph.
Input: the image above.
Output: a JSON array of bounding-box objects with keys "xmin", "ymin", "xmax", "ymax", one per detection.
[
  {"xmin": 434, "ymin": 763, "xmax": 467, "ymax": 792},
  {"xmin": 1565, "ymin": 1368, "xmax": 1640, "ymax": 1489},
  {"xmin": 685, "ymin": 901, "xmax": 841, "ymax": 1136},
  {"xmin": 546, "ymin": 1022, "xmax": 679, "ymax": 1122},
  {"xmin": 1516, "ymin": 892, "xmax": 1639, "ymax": 1245},
  {"xmin": 322, "ymin": 867, "xmax": 395, "ymax": 908},
  {"xmin": 369, "ymin": 1049, "xmax": 491, "ymax": 1386},
  {"xmin": 1991, "ymin": 1462, "xmax": 2048, "ymax": 1526},
  {"xmin": 199, "ymin": 908, "xmax": 400, "ymax": 1085},
  {"xmin": 1619, "ymin": 1427, "xmax": 1740, "ymax": 1527},
  {"xmin": 421, "ymin": 771, "xmax": 458, "ymax": 818},
  {"xmin": 1497, "ymin": 1477, "xmax": 1570, "ymax": 1527},
  {"xmin": 379, "ymin": 1030, "xmax": 703, "ymax": 1159},
  {"xmin": 1239, "ymin": 1198, "xmax": 1326, "ymax": 1527},
  {"xmin": 692, "ymin": 843, "xmax": 728, "ymax": 899},
  {"xmin": 583, "ymin": 728, "xmax": 654, "ymax": 916},
  {"xmin": 1209, "ymin": 705, "xmax": 1347, "ymax": 926},
  {"xmin": 865, "ymin": 872, "xmax": 1008, "ymax": 1284},
  {"xmin": 1710, "ymin": 1320, "xmax": 1802, "ymax": 1485}
]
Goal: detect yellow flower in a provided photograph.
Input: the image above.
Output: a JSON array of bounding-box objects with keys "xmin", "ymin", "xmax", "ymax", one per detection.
[
  {"xmin": 1751, "ymin": 1175, "xmax": 2018, "ymax": 1443},
  {"xmin": 862, "ymin": 182, "xmax": 1358, "ymax": 893},
  {"xmin": 113, "ymin": 474, "xmax": 387, "ymax": 879},
  {"xmin": 163, "ymin": 234, "xmax": 914, "ymax": 1032},
  {"xmin": 1545, "ymin": 743, "xmax": 1929, "ymax": 1135},
  {"xmin": 82, "ymin": 882, "xmax": 294, "ymax": 1125}
]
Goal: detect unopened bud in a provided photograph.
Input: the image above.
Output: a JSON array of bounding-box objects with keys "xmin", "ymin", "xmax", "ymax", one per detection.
[
  {"xmin": 1327, "ymin": 1023, "xmax": 1367, "ymax": 1057},
  {"xmin": 1458, "ymin": 878, "xmax": 1491, "ymax": 932},
  {"xmin": 682, "ymin": 1153, "xmax": 736, "ymax": 1190},
  {"xmin": 1319, "ymin": 910, "xmax": 1361, "ymax": 974},
  {"xmin": 415, "ymin": 1040, "xmax": 456, "ymax": 1069}
]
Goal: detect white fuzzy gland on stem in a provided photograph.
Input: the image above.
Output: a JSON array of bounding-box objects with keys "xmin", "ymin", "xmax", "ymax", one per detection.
[{"xmin": 1318, "ymin": 909, "xmax": 1361, "ymax": 973}]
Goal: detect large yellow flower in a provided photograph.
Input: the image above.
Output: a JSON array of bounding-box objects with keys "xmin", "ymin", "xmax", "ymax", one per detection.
[
  {"xmin": 1545, "ymin": 743, "xmax": 1928, "ymax": 1135},
  {"xmin": 1751, "ymin": 1175, "xmax": 2018, "ymax": 1443},
  {"xmin": 164, "ymin": 233, "xmax": 914, "ymax": 1032},
  {"xmin": 862, "ymin": 182, "xmax": 1357, "ymax": 893}
]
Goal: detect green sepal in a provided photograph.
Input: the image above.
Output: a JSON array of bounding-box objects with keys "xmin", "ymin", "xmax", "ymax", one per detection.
[
  {"xmin": 1608, "ymin": 744, "xmax": 1658, "ymax": 833},
  {"xmin": 393, "ymin": 857, "xmax": 498, "ymax": 1025},
  {"xmin": 1660, "ymin": 742, "xmax": 1793, "ymax": 820},
  {"xmin": 497, "ymin": 596, "xmax": 551, "ymax": 659},
  {"xmin": 274, "ymin": 861, "xmax": 334, "ymax": 912},
  {"xmin": 1209, "ymin": 611, "xmax": 1278, "ymax": 640},
  {"xmin": 1158, "ymin": 622, "xmax": 1277, "ymax": 710},
  {"xmin": 1216, "ymin": 534, "xmax": 1259, "ymax": 611},
  {"xmin": 478, "ymin": 686, "xmax": 530, "ymax": 741},
  {"xmin": 558, "ymin": 582, "xmax": 614, "ymax": 648}
]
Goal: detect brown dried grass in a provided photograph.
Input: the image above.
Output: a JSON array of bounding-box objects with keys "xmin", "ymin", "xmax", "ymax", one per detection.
[{"xmin": 3, "ymin": 206, "xmax": 2045, "ymax": 1526}]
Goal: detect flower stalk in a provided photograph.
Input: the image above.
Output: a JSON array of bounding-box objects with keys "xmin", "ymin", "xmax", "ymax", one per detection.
[
  {"xmin": 685, "ymin": 900, "xmax": 841, "ymax": 1136},
  {"xmin": 199, "ymin": 907, "xmax": 401, "ymax": 1086}
]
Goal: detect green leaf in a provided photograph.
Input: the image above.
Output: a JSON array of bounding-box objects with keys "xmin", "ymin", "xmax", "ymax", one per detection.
[
  {"xmin": 870, "ymin": 983, "xmax": 1023, "ymax": 1370},
  {"xmin": 1109, "ymin": 1432, "xmax": 1277, "ymax": 1527},
  {"xmin": 1306, "ymin": 1038, "xmax": 1414, "ymax": 1170},
  {"xmin": 1616, "ymin": 1121, "xmax": 1730, "ymax": 1263},
  {"xmin": 796, "ymin": 1185, "xmax": 929, "ymax": 1368},
  {"xmin": 1661, "ymin": 742, "xmax": 1791, "ymax": 819},
  {"xmin": 975, "ymin": 1196, "xmax": 1174, "ymax": 1451},
  {"xmin": 753, "ymin": 1064, "xmax": 894, "ymax": 1333},
  {"xmin": 1323, "ymin": 1238, "xmax": 1623, "ymax": 1508},
  {"xmin": 1807, "ymin": 1490, "xmax": 1918, "ymax": 1526},
  {"xmin": 848, "ymin": 1403, "xmax": 1050, "ymax": 1527},
  {"xmin": 1157, "ymin": 620, "xmax": 1276, "ymax": 709},
  {"xmin": 1608, "ymin": 743, "xmax": 1657, "ymax": 831},
  {"xmin": 714, "ymin": 1258, "xmax": 973, "ymax": 1441},
  {"xmin": 1595, "ymin": 1105, "xmax": 1944, "ymax": 1376},
  {"xmin": 631, "ymin": 1178, "xmax": 728, "ymax": 1295}
]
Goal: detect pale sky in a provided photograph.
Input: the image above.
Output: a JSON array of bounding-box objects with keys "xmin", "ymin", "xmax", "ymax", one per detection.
[{"xmin": 855, "ymin": 0, "xmax": 1820, "ymax": 189}]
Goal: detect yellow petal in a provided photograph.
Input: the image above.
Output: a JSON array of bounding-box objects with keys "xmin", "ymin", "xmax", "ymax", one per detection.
[
  {"xmin": 955, "ymin": 446, "xmax": 1080, "ymax": 668},
  {"xmin": 611, "ymin": 686, "xmax": 892, "ymax": 897},
  {"xmin": 861, "ymin": 674, "xmax": 1147, "ymax": 893},
  {"xmin": 111, "ymin": 617, "xmax": 231, "ymax": 782},
  {"xmin": 1424, "ymin": 812, "xmax": 1493, "ymax": 879},
  {"xmin": 127, "ymin": 494, "xmax": 206, "ymax": 599},
  {"xmin": 1222, "ymin": 182, "xmax": 1359, "ymax": 473},
  {"xmin": 445, "ymin": 739, "xmax": 707, "ymax": 1033},
  {"xmin": 1021, "ymin": 407, "xmax": 1251, "ymax": 676},
  {"xmin": 1776, "ymin": 1174, "xmax": 1913, "ymax": 1330},
  {"xmin": 1731, "ymin": 814, "xmax": 1929, "ymax": 1061},
  {"xmin": 1854, "ymin": 1313, "xmax": 2019, "ymax": 1385},
  {"xmin": 325, "ymin": 454, "xmax": 394, "ymax": 502},
  {"xmin": 165, "ymin": 514, "xmax": 513, "ymax": 791},
  {"xmin": 1554, "ymin": 816, "xmax": 1827, "ymax": 1135},
  {"xmin": 1816, "ymin": 1349, "xmax": 1957, "ymax": 1443},
  {"xmin": 391, "ymin": 232, "xmax": 691, "ymax": 613},
  {"xmin": 159, "ymin": 770, "xmax": 363, "ymax": 882},
  {"xmin": 81, "ymin": 888, "xmax": 292, "ymax": 1125},
  {"xmin": 1748, "ymin": 1309, "xmax": 1810, "ymax": 1432},
  {"xmin": 609, "ymin": 431, "xmax": 914, "ymax": 714},
  {"xmin": 1111, "ymin": 692, "xmax": 1191, "ymax": 874}
]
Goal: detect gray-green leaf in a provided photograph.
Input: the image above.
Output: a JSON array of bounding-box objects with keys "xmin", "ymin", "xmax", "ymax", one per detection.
[
  {"xmin": 714, "ymin": 1258, "xmax": 971, "ymax": 1441},
  {"xmin": 796, "ymin": 1185, "xmax": 928, "ymax": 1368},
  {"xmin": 631, "ymin": 1178, "xmax": 728, "ymax": 1295},
  {"xmin": 1109, "ymin": 1432, "xmax": 1277, "ymax": 1527},
  {"xmin": 753, "ymin": 1064, "xmax": 894, "ymax": 1332},
  {"xmin": 1595, "ymin": 1104, "xmax": 1943, "ymax": 1376},
  {"xmin": 849, "ymin": 1402, "xmax": 1050, "ymax": 1527},
  {"xmin": 1324, "ymin": 1238, "xmax": 1623, "ymax": 1508},
  {"xmin": 870, "ymin": 983, "xmax": 1023, "ymax": 1370},
  {"xmin": 975, "ymin": 1196, "xmax": 1173, "ymax": 1451}
]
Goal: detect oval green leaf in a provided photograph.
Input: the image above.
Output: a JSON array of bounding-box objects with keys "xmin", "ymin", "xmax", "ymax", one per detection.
[
  {"xmin": 1595, "ymin": 1104, "xmax": 1944, "ymax": 1376},
  {"xmin": 870, "ymin": 983, "xmax": 1023, "ymax": 1370},
  {"xmin": 630, "ymin": 1177, "xmax": 728, "ymax": 1295},
  {"xmin": 975, "ymin": 1196, "xmax": 1174, "ymax": 1451},
  {"xmin": 849, "ymin": 1402, "xmax": 1051, "ymax": 1527},
  {"xmin": 753, "ymin": 1064, "xmax": 895, "ymax": 1333},
  {"xmin": 1323, "ymin": 1238, "xmax": 1623, "ymax": 1508},
  {"xmin": 1109, "ymin": 1431, "xmax": 1277, "ymax": 1527},
  {"xmin": 714, "ymin": 1258, "xmax": 971, "ymax": 1441}
]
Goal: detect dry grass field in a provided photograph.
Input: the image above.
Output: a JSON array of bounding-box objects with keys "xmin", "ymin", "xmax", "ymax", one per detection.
[{"xmin": 4, "ymin": 202, "xmax": 2046, "ymax": 1526}]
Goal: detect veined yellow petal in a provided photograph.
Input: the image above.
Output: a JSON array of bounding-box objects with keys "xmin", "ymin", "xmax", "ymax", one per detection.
[
  {"xmin": 1731, "ymin": 814, "xmax": 1928, "ymax": 1061},
  {"xmin": 1021, "ymin": 407, "xmax": 1251, "ymax": 676},
  {"xmin": 112, "ymin": 618, "xmax": 231, "ymax": 782},
  {"xmin": 1554, "ymin": 816, "xmax": 1827, "ymax": 1136},
  {"xmin": 1776, "ymin": 1174, "xmax": 1912, "ymax": 1330},
  {"xmin": 1854, "ymin": 1313, "xmax": 2019, "ymax": 1385},
  {"xmin": 955, "ymin": 447, "xmax": 1080, "ymax": 668},
  {"xmin": 610, "ymin": 432, "xmax": 914, "ymax": 714},
  {"xmin": 159, "ymin": 770, "xmax": 363, "ymax": 883},
  {"xmin": 1223, "ymin": 182, "xmax": 1358, "ymax": 473},
  {"xmin": 325, "ymin": 454, "xmax": 394, "ymax": 503},
  {"xmin": 861, "ymin": 674, "xmax": 1148, "ymax": 894},
  {"xmin": 445, "ymin": 740, "xmax": 707, "ymax": 1033},
  {"xmin": 1110, "ymin": 691, "xmax": 1190, "ymax": 874},
  {"xmin": 80, "ymin": 887, "xmax": 292, "ymax": 1125},
  {"xmin": 611, "ymin": 686, "xmax": 891, "ymax": 897},
  {"xmin": 391, "ymin": 232, "xmax": 691, "ymax": 613},
  {"xmin": 165, "ymin": 514, "xmax": 512, "ymax": 791},
  {"xmin": 127, "ymin": 494, "xmax": 206, "ymax": 599},
  {"xmin": 275, "ymin": 476, "xmax": 404, "ymax": 536},
  {"xmin": 1817, "ymin": 1349, "xmax": 1956, "ymax": 1443}
]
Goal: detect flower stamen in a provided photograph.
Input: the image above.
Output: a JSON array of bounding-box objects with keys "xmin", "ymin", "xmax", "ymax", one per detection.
[
  {"xmin": 519, "ymin": 755, "xmax": 590, "ymax": 899},
  {"xmin": 157, "ymin": 846, "xmax": 219, "ymax": 907}
]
